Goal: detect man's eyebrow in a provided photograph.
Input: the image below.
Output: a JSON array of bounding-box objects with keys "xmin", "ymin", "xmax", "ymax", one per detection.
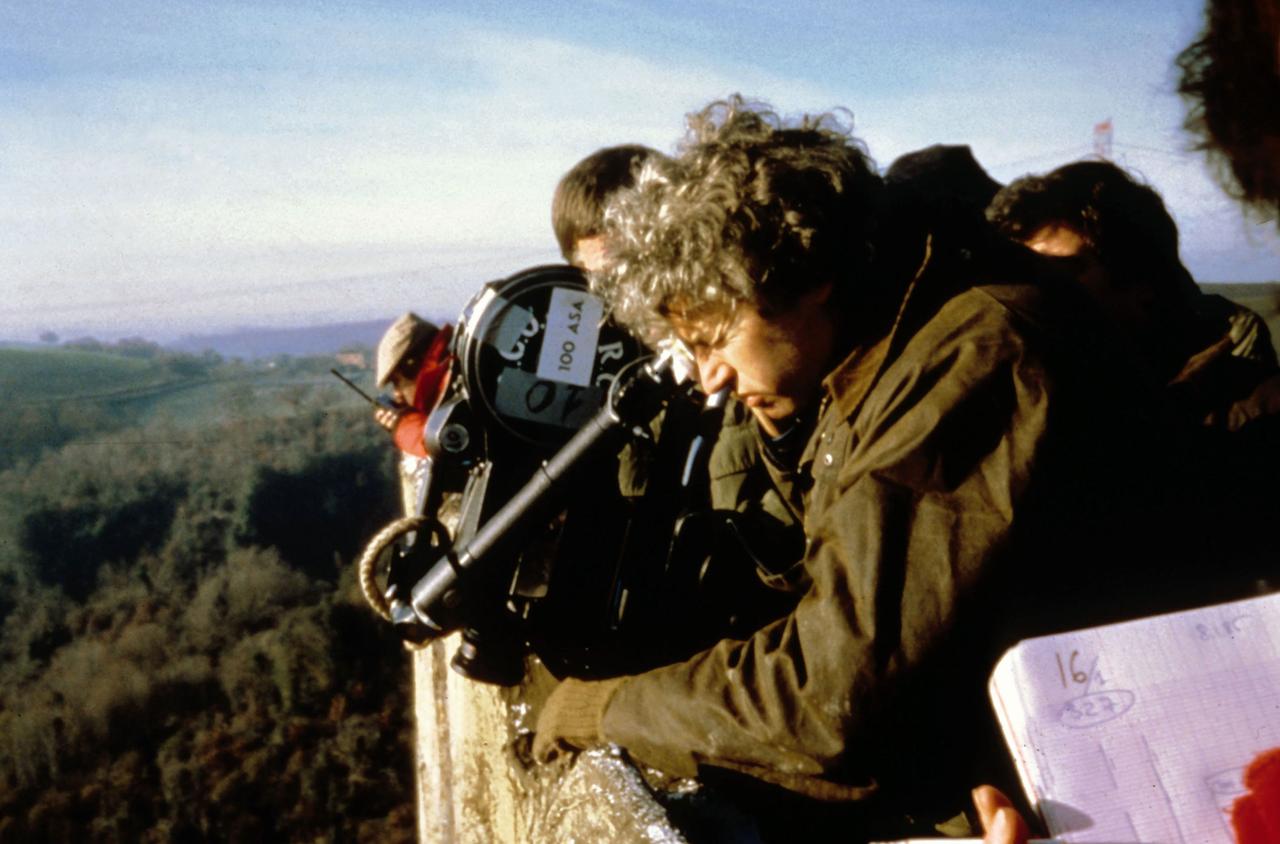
[
  {"xmin": 680, "ymin": 328, "xmax": 712, "ymax": 346},
  {"xmin": 673, "ymin": 323, "xmax": 722, "ymax": 349}
]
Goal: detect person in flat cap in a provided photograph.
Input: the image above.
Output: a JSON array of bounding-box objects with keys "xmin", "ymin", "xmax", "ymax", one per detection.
[{"xmin": 374, "ymin": 312, "xmax": 454, "ymax": 458}]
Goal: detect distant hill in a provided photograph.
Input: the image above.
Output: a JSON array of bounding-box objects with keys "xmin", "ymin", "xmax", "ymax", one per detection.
[
  {"xmin": 168, "ymin": 319, "xmax": 393, "ymax": 359},
  {"xmin": 0, "ymin": 344, "xmax": 368, "ymax": 471},
  {"xmin": 1202, "ymin": 281, "xmax": 1280, "ymax": 312},
  {"xmin": 1, "ymin": 347, "xmax": 171, "ymax": 401},
  {"xmin": 0, "ymin": 340, "xmax": 46, "ymax": 351}
]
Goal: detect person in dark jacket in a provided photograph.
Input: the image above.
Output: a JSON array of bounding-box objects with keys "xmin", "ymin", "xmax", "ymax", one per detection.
[
  {"xmin": 531, "ymin": 96, "xmax": 1189, "ymax": 840},
  {"xmin": 986, "ymin": 159, "xmax": 1278, "ymax": 431}
]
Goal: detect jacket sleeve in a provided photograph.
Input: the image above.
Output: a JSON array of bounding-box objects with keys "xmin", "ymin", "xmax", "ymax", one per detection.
[
  {"xmin": 392, "ymin": 411, "xmax": 429, "ymax": 458},
  {"xmin": 599, "ymin": 291, "xmax": 1052, "ymax": 782}
]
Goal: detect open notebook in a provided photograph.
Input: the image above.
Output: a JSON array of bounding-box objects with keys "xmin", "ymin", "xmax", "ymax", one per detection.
[{"xmin": 989, "ymin": 590, "xmax": 1280, "ymax": 843}]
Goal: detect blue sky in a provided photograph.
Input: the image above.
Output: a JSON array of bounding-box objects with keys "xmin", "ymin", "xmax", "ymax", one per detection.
[{"xmin": 2, "ymin": 0, "xmax": 1277, "ymax": 341}]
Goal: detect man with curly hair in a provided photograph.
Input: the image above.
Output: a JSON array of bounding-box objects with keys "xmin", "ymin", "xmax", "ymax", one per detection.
[{"xmin": 530, "ymin": 97, "xmax": 1197, "ymax": 839}]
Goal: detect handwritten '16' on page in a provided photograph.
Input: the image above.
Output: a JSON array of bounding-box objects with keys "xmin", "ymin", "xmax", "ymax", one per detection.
[{"xmin": 988, "ymin": 591, "xmax": 1280, "ymax": 843}]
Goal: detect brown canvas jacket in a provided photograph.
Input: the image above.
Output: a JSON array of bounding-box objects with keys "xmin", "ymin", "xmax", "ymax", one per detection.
[{"xmin": 599, "ymin": 268, "xmax": 1104, "ymax": 809}]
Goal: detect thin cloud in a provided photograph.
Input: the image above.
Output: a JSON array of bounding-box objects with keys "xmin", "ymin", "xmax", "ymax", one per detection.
[{"xmin": 1, "ymin": 0, "xmax": 1276, "ymax": 342}]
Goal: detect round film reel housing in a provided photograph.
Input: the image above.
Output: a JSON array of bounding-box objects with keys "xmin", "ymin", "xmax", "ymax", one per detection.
[{"xmin": 454, "ymin": 265, "xmax": 643, "ymax": 448}]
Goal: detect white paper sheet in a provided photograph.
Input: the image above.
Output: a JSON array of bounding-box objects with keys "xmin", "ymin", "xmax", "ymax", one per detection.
[{"xmin": 990, "ymin": 592, "xmax": 1280, "ymax": 843}]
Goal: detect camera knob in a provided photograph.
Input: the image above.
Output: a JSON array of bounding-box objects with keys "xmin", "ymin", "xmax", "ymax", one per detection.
[{"xmin": 440, "ymin": 423, "xmax": 470, "ymax": 453}]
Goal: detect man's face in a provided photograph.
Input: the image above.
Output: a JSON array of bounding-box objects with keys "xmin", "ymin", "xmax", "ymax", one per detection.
[
  {"xmin": 390, "ymin": 370, "xmax": 416, "ymax": 406},
  {"xmin": 669, "ymin": 283, "xmax": 837, "ymax": 437},
  {"xmin": 1023, "ymin": 223, "xmax": 1087, "ymax": 259},
  {"xmin": 1024, "ymin": 223, "xmax": 1155, "ymax": 334},
  {"xmin": 1024, "ymin": 224, "xmax": 1117, "ymax": 298}
]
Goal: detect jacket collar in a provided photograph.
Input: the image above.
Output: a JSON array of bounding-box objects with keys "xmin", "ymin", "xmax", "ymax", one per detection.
[{"xmin": 821, "ymin": 235, "xmax": 934, "ymax": 422}]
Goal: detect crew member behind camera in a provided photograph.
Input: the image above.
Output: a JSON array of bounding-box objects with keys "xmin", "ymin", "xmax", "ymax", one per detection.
[
  {"xmin": 531, "ymin": 96, "xmax": 1181, "ymax": 839},
  {"xmin": 373, "ymin": 312, "xmax": 454, "ymax": 458},
  {"xmin": 552, "ymin": 144, "xmax": 664, "ymax": 271}
]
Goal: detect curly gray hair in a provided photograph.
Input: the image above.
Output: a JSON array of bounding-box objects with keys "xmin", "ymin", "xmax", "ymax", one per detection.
[{"xmin": 592, "ymin": 95, "xmax": 882, "ymax": 341}]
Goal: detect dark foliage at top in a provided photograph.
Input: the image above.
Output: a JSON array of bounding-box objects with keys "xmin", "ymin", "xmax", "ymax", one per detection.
[{"xmin": 1177, "ymin": 0, "xmax": 1280, "ymax": 222}]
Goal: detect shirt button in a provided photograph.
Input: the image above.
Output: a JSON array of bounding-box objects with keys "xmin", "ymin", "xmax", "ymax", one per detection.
[{"xmin": 823, "ymin": 453, "xmax": 834, "ymax": 466}]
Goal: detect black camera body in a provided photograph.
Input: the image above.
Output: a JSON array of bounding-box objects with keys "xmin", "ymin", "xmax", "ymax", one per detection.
[{"xmin": 388, "ymin": 265, "xmax": 789, "ymax": 684}]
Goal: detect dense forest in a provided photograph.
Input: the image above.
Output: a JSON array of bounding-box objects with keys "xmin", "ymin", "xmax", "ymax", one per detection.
[{"xmin": 0, "ymin": 344, "xmax": 416, "ymax": 841}]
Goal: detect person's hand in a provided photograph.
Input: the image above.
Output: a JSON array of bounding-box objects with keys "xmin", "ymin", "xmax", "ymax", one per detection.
[
  {"xmin": 972, "ymin": 785, "xmax": 1031, "ymax": 844},
  {"xmin": 374, "ymin": 405, "xmax": 403, "ymax": 431},
  {"xmin": 531, "ymin": 676, "xmax": 626, "ymax": 763}
]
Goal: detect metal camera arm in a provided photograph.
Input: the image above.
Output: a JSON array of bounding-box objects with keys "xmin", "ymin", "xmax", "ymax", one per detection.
[{"xmin": 390, "ymin": 351, "xmax": 683, "ymax": 644}]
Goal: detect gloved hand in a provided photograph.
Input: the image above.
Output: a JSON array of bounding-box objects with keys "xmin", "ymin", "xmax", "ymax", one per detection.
[{"xmin": 531, "ymin": 676, "xmax": 627, "ymax": 762}]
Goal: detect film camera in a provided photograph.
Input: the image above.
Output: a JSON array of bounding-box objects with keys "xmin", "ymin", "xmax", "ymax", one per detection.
[{"xmin": 382, "ymin": 264, "xmax": 794, "ymax": 685}]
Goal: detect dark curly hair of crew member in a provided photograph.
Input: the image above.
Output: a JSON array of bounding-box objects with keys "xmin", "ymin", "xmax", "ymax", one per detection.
[{"xmin": 1176, "ymin": 0, "xmax": 1280, "ymax": 222}]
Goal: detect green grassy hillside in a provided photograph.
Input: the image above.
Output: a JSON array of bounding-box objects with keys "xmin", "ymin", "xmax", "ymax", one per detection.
[
  {"xmin": 0, "ymin": 346, "xmax": 374, "ymax": 470},
  {"xmin": 1, "ymin": 348, "xmax": 176, "ymax": 401}
]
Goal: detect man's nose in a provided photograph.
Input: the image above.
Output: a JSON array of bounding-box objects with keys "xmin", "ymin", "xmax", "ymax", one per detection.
[{"xmin": 695, "ymin": 351, "xmax": 734, "ymax": 395}]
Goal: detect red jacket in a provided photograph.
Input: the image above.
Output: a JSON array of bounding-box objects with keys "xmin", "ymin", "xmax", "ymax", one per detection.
[{"xmin": 393, "ymin": 325, "xmax": 454, "ymax": 457}]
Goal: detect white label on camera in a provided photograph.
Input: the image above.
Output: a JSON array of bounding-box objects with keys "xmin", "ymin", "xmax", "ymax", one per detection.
[{"xmin": 536, "ymin": 287, "xmax": 602, "ymax": 387}]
